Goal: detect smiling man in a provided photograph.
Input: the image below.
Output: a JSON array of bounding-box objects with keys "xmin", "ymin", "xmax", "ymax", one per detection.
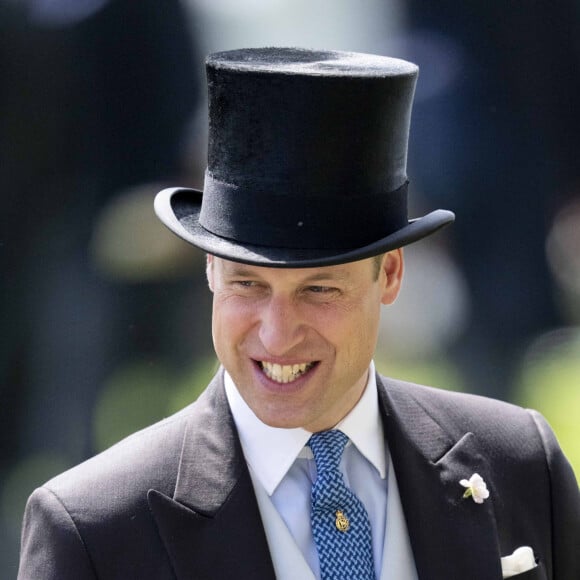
[
  {"xmin": 19, "ymin": 48, "xmax": 579, "ymax": 580},
  {"xmin": 207, "ymin": 253, "xmax": 402, "ymax": 433}
]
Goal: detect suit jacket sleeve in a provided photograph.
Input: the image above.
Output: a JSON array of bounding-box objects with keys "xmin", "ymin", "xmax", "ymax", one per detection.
[
  {"xmin": 18, "ymin": 487, "xmax": 97, "ymax": 580},
  {"xmin": 530, "ymin": 410, "xmax": 580, "ymax": 579}
]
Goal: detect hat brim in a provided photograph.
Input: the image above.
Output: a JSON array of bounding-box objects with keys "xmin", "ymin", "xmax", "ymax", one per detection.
[{"xmin": 155, "ymin": 187, "xmax": 455, "ymax": 268}]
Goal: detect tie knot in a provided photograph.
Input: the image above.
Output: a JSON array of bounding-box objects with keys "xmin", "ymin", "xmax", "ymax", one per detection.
[{"xmin": 308, "ymin": 429, "xmax": 348, "ymax": 474}]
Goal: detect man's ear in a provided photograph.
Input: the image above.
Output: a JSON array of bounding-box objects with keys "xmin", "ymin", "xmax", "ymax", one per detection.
[
  {"xmin": 380, "ymin": 249, "xmax": 404, "ymax": 305},
  {"xmin": 206, "ymin": 254, "xmax": 215, "ymax": 292}
]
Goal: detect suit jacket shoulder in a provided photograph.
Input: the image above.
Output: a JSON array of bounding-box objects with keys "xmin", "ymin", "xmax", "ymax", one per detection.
[
  {"xmin": 376, "ymin": 374, "xmax": 580, "ymax": 580},
  {"xmin": 19, "ymin": 399, "xmax": 195, "ymax": 579},
  {"xmin": 379, "ymin": 374, "xmax": 549, "ymax": 461}
]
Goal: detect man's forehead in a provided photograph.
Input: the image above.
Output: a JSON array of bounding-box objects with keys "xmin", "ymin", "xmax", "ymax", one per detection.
[{"xmin": 212, "ymin": 255, "xmax": 372, "ymax": 280}]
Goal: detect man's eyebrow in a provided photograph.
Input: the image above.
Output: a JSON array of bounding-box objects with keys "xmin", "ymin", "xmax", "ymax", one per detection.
[{"xmin": 301, "ymin": 270, "xmax": 350, "ymax": 284}]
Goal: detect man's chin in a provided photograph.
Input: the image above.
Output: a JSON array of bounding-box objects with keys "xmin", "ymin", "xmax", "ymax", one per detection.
[{"xmin": 251, "ymin": 398, "xmax": 316, "ymax": 431}]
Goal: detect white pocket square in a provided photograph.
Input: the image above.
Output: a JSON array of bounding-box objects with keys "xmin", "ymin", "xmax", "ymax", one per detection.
[{"xmin": 501, "ymin": 546, "xmax": 537, "ymax": 578}]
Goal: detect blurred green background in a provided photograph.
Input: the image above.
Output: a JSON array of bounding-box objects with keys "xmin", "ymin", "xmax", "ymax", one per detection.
[{"xmin": 1, "ymin": 0, "xmax": 579, "ymax": 576}]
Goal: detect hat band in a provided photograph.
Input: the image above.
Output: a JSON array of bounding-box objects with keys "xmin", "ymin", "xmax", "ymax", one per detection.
[{"xmin": 199, "ymin": 173, "xmax": 408, "ymax": 250}]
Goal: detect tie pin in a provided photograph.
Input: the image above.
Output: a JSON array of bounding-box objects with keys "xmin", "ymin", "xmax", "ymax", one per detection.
[{"xmin": 335, "ymin": 510, "xmax": 350, "ymax": 532}]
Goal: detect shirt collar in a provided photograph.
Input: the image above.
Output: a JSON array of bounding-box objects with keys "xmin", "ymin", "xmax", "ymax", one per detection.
[{"xmin": 224, "ymin": 361, "xmax": 386, "ymax": 496}]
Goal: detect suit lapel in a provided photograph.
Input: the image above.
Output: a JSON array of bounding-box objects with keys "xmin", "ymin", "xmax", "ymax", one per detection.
[
  {"xmin": 148, "ymin": 372, "xmax": 276, "ymax": 580},
  {"xmin": 377, "ymin": 375, "xmax": 502, "ymax": 580}
]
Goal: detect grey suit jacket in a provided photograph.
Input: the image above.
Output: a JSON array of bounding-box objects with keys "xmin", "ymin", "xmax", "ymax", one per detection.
[{"xmin": 18, "ymin": 370, "xmax": 580, "ymax": 579}]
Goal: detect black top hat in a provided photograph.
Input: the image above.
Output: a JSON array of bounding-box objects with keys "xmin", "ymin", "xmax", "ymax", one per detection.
[{"xmin": 155, "ymin": 47, "xmax": 454, "ymax": 267}]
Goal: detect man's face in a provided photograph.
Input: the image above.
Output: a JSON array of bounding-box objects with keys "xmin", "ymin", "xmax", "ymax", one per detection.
[{"xmin": 207, "ymin": 252, "xmax": 403, "ymax": 432}]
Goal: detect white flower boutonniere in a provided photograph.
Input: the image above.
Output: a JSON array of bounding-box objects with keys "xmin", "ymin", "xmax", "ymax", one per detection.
[{"xmin": 460, "ymin": 473, "xmax": 490, "ymax": 504}]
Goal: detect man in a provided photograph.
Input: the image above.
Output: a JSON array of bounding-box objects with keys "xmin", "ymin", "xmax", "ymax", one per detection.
[{"xmin": 19, "ymin": 48, "xmax": 579, "ymax": 579}]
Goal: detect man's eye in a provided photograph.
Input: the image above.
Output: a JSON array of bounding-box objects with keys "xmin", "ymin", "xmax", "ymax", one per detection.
[{"xmin": 307, "ymin": 286, "xmax": 334, "ymax": 294}]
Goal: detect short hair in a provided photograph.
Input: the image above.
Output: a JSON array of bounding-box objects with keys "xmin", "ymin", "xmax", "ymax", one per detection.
[{"xmin": 372, "ymin": 253, "xmax": 385, "ymax": 281}]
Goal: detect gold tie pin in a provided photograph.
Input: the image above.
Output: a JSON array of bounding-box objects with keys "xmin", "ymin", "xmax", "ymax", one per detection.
[{"xmin": 335, "ymin": 510, "xmax": 350, "ymax": 532}]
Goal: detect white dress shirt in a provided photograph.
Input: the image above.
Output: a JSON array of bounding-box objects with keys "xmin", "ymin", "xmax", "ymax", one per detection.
[{"xmin": 224, "ymin": 362, "xmax": 388, "ymax": 579}]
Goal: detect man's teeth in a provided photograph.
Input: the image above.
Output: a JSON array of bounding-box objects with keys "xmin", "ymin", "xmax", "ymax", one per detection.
[{"xmin": 260, "ymin": 362, "xmax": 314, "ymax": 383}]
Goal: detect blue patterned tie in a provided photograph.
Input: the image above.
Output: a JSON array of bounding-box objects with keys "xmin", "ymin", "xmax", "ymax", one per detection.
[{"xmin": 308, "ymin": 430, "xmax": 375, "ymax": 580}]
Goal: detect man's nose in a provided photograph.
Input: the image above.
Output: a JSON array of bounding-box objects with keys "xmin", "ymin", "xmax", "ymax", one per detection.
[{"xmin": 258, "ymin": 296, "xmax": 305, "ymax": 356}]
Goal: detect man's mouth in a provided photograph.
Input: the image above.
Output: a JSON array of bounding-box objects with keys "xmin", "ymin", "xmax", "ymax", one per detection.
[{"xmin": 258, "ymin": 361, "xmax": 316, "ymax": 384}]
